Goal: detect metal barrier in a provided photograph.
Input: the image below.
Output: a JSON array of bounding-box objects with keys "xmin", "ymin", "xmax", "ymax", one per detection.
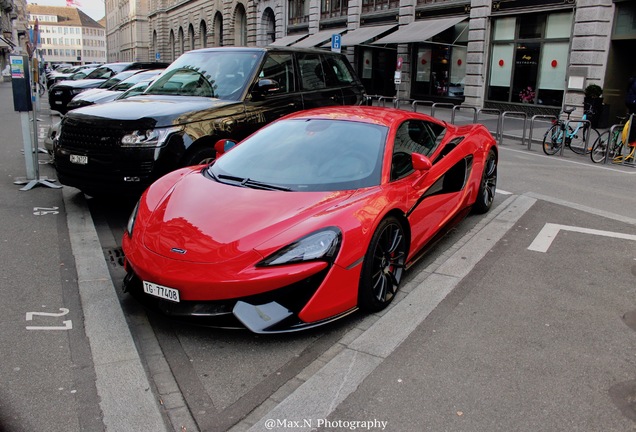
[
  {"xmin": 451, "ymin": 105, "xmax": 478, "ymax": 124},
  {"xmin": 476, "ymin": 108, "xmax": 502, "ymax": 141},
  {"xmin": 431, "ymin": 102, "xmax": 455, "ymax": 120},
  {"xmin": 602, "ymin": 123, "xmax": 623, "ymax": 165},
  {"xmin": 394, "ymin": 98, "xmax": 415, "ymax": 109},
  {"xmin": 412, "ymin": 100, "xmax": 434, "ymax": 115},
  {"xmin": 500, "ymin": 111, "xmax": 528, "ymax": 146},
  {"xmin": 528, "ymin": 114, "xmax": 558, "ymax": 150}
]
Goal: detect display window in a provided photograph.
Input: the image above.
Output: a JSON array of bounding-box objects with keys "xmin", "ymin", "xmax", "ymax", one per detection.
[{"xmin": 487, "ymin": 11, "xmax": 572, "ymax": 107}]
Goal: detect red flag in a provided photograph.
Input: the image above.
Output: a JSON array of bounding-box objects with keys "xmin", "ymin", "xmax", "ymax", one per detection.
[{"xmin": 66, "ymin": 0, "xmax": 82, "ymax": 6}]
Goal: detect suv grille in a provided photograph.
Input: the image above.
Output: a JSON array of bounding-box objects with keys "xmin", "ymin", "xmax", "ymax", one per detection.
[{"xmin": 59, "ymin": 123, "xmax": 125, "ymax": 152}]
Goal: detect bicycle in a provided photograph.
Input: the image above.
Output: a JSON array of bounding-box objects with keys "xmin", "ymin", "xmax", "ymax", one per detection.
[
  {"xmin": 542, "ymin": 106, "xmax": 600, "ymax": 156},
  {"xmin": 590, "ymin": 116, "xmax": 626, "ymax": 163}
]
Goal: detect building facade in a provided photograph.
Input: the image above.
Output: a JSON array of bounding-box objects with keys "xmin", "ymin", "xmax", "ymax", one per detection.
[
  {"xmin": 26, "ymin": 5, "xmax": 106, "ymax": 66},
  {"xmin": 1, "ymin": 0, "xmax": 27, "ymax": 74},
  {"xmin": 104, "ymin": 0, "xmax": 635, "ymax": 121}
]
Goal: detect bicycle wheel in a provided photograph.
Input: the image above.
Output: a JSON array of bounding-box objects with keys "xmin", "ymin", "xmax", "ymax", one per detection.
[
  {"xmin": 542, "ymin": 124, "xmax": 565, "ymax": 155},
  {"xmin": 591, "ymin": 131, "xmax": 610, "ymax": 163},
  {"xmin": 569, "ymin": 126, "xmax": 599, "ymax": 155}
]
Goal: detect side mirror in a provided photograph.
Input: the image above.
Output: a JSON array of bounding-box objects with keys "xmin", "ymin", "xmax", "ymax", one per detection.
[
  {"xmin": 253, "ymin": 78, "xmax": 280, "ymax": 97},
  {"xmin": 411, "ymin": 153, "xmax": 432, "ymax": 171},
  {"xmin": 214, "ymin": 139, "xmax": 237, "ymax": 156}
]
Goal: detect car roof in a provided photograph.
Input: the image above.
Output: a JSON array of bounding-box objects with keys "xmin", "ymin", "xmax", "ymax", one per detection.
[{"xmin": 282, "ymin": 106, "xmax": 447, "ymax": 128}]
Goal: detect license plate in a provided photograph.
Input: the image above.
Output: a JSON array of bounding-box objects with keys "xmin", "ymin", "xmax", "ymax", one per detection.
[
  {"xmin": 54, "ymin": 100, "xmax": 62, "ymax": 104},
  {"xmin": 143, "ymin": 281, "xmax": 180, "ymax": 303},
  {"xmin": 69, "ymin": 154, "xmax": 88, "ymax": 165}
]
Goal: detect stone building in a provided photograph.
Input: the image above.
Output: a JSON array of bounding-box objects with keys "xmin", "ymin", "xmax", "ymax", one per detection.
[
  {"xmin": 105, "ymin": 0, "xmax": 635, "ymax": 121},
  {"xmin": 0, "ymin": 0, "xmax": 27, "ymax": 74},
  {"xmin": 27, "ymin": 5, "xmax": 107, "ymax": 67}
]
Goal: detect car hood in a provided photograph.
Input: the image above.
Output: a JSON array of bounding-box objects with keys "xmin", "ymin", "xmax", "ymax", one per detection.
[
  {"xmin": 55, "ymin": 79, "xmax": 106, "ymax": 89},
  {"xmin": 142, "ymin": 171, "xmax": 354, "ymax": 264},
  {"xmin": 66, "ymin": 96, "xmax": 239, "ymax": 128},
  {"xmin": 76, "ymin": 89, "xmax": 120, "ymax": 104}
]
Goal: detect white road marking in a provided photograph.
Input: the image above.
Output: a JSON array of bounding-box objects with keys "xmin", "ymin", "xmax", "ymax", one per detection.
[
  {"xmin": 497, "ymin": 189, "xmax": 512, "ymax": 195},
  {"xmin": 528, "ymin": 223, "xmax": 636, "ymax": 253}
]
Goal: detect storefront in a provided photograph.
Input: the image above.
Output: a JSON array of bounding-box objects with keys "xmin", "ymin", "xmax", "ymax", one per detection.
[{"xmin": 487, "ymin": 10, "xmax": 573, "ymax": 109}]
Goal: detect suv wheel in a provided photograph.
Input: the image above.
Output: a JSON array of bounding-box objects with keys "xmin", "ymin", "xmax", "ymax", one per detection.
[{"xmin": 183, "ymin": 147, "xmax": 216, "ymax": 166}]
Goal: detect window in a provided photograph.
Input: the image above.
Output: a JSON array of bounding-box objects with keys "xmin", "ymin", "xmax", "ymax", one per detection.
[
  {"xmin": 391, "ymin": 120, "xmax": 445, "ymax": 180},
  {"xmin": 488, "ymin": 11, "xmax": 572, "ymax": 107},
  {"xmin": 298, "ymin": 54, "xmax": 327, "ymax": 90},
  {"xmin": 260, "ymin": 53, "xmax": 296, "ymax": 94}
]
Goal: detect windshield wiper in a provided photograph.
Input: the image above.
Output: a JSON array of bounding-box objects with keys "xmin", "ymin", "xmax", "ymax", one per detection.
[{"xmin": 217, "ymin": 174, "xmax": 291, "ymax": 191}]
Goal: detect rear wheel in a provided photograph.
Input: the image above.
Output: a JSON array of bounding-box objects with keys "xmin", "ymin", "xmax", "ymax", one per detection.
[
  {"xmin": 569, "ymin": 126, "xmax": 599, "ymax": 155},
  {"xmin": 542, "ymin": 124, "xmax": 565, "ymax": 155},
  {"xmin": 591, "ymin": 131, "xmax": 610, "ymax": 163},
  {"xmin": 473, "ymin": 148, "xmax": 497, "ymax": 214},
  {"xmin": 358, "ymin": 217, "xmax": 407, "ymax": 313}
]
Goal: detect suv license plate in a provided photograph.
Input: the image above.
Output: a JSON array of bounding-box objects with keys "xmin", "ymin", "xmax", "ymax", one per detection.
[
  {"xmin": 143, "ymin": 281, "xmax": 180, "ymax": 303},
  {"xmin": 69, "ymin": 154, "xmax": 88, "ymax": 165}
]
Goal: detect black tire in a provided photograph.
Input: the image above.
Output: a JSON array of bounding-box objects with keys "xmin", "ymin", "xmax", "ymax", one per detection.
[
  {"xmin": 358, "ymin": 217, "xmax": 407, "ymax": 313},
  {"xmin": 473, "ymin": 148, "xmax": 498, "ymax": 214},
  {"xmin": 569, "ymin": 126, "xmax": 599, "ymax": 155},
  {"xmin": 182, "ymin": 146, "xmax": 216, "ymax": 166},
  {"xmin": 591, "ymin": 131, "xmax": 610, "ymax": 163},
  {"xmin": 542, "ymin": 124, "xmax": 565, "ymax": 155}
]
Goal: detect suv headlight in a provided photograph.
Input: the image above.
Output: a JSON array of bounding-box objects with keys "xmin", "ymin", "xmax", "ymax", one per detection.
[
  {"xmin": 258, "ymin": 228, "xmax": 341, "ymax": 267},
  {"xmin": 70, "ymin": 88, "xmax": 84, "ymax": 96},
  {"xmin": 121, "ymin": 126, "xmax": 181, "ymax": 148}
]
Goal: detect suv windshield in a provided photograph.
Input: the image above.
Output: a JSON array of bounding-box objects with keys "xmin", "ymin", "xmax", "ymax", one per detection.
[{"xmin": 145, "ymin": 51, "xmax": 261, "ymax": 100}]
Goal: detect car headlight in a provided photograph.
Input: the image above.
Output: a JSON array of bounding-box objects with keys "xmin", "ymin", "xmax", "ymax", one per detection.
[
  {"xmin": 70, "ymin": 88, "xmax": 84, "ymax": 95},
  {"xmin": 258, "ymin": 228, "xmax": 341, "ymax": 266},
  {"xmin": 121, "ymin": 126, "xmax": 181, "ymax": 148},
  {"xmin": 126, "ymin": 200, "xmax": 140, "ymax": 238}
]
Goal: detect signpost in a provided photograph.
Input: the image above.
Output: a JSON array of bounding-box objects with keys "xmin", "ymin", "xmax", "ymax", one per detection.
[{"xmin": 331, "ymin": 34, "xmax": 341, "ymax": 54}]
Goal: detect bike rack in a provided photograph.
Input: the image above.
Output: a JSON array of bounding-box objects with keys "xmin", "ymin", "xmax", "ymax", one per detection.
[
  {"xmin": 431, "ymin": 102, "xmax": 455, "ymax": 120},
  {"xmin": 451, "ymin": 105, "xmax": 478, "ymax": 124},
  {"xmin": 476, "ymin": 108, "xmax": 502, "ymax": 141},
  {"xmin": 500, "ymin": 111, "xmax": 528, "ymax": 146},
  {"xmin": 562, "ymin": 118, "xmax": 591, "ymax": 156},
  {"xmin": 394, "ymin": 98, "xmax": 415, "ymax": 110},
  {"xmin": 528, "ymin": 114, "xmax": 558, "ymax": 151},
  {"xmin": 602, "ymin": 123, "xmax": 623, "ymax": 165},
  {"xmin": 412, "ymin": 100, "xmax": 434, "ymax": 115}
]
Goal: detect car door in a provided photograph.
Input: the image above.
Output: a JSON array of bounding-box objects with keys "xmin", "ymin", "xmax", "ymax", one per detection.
[
  {"xmin": 240, "ymin": 52, "xmax": 304, "ymax": 139},
  {"xmin": 389, "ymin": 120, "xmax": 471, "ymax": 254},
  {"xmin": 297, "ymin": 52, "xmax": 343, "ymax": 108}
]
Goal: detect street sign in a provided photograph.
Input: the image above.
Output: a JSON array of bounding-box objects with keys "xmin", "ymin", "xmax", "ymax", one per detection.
[
  {"xmin": 155, "ymin": 52, "xmax": 160, "ymax": 60},
  {"xmin": 331, "ymin": 34, "xmax": 341, "ymax": 53}
]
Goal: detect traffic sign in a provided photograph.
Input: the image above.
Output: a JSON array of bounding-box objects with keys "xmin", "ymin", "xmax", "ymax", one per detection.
[{"xmin": 331, "ymin": 34, "xmax": 341, "ymax": 53}]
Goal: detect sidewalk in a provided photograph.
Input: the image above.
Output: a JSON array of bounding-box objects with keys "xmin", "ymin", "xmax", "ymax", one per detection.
[{"xmin": 0, "ymin": 81, "xmax": 167, "ymax": 432}]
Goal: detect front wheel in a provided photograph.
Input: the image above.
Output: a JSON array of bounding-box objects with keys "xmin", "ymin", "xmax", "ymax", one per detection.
[
  {"xmin": 358, "ymin": 217, "xmax": 407, "ymax": 313},
  {"xmin": 590, "ymin": 131, "xmax": 610, "ymax": 163},
  {"xmin": 473, "ymin": 148, "xmax": 497, "ymax": 214},
  {"xmin": 543, "ymin": 124, "xmax": 565, "ymax": 155}
]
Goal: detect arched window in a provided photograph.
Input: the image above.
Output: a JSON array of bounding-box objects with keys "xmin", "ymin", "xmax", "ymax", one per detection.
[
  {"xmin": 234, "ymin": 4, "xmax": 247, "ymax": 46},
  {"xmin": 262, "ymin": 8, "xmax": 275, "ymax": 46},
  {"xmin": 214, "ymin": 12, "xmax": 223, "ymax": 46},
  {"xmin": 200, "ymin": 20, "xmax": 208, "ymax": 48},
  {"xmin": 152, "ymin": 30, "xmax": 158, "ymax": 60},
  {"xmin": 169, "ymin": 30, "xmax": 175, "ymax": 62},
  {"xmin": 188, "ymin": 24, "xmax": 195, "ymax": 51},
  {"xmin": 178, "ymin": 27, "xmax": 185, "ymax": 55}
]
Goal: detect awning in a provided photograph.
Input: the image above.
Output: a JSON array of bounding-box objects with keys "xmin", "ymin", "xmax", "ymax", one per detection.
[
  {"xmin": 321, "ymin": 24, "xmax": 398, "ymax": 47},
  {"xmin": 292, "ymin": 28, "xmax": 346, "ymax": 48},
  {"xmin": 372, "ymin": 16, "xmax": 465, "ymax": 45},
  {"xmin": 0, "ymin": 36, "xmax": 14, "ymax": 49},
  {"xmin": 270, "ymin": 33, "xmax": 309, "ymax": 47}
]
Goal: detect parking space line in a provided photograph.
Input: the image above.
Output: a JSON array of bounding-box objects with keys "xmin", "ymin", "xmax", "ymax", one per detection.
[{"xmin": 528, "ymin": 223, "xmax": 636, "ymax": 252}]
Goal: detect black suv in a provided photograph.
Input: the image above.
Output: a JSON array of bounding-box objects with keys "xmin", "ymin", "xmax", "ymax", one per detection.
[
  {"xmin": 54, "ymin": 47, "xmax": 366, "ymax": 196},
  {"xmin": 49, "ymin": 61, "xmax": 169, "ymax": 114}
]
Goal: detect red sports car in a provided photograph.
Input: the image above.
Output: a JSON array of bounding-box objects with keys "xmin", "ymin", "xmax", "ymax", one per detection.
[{"xmin": 122, "ymin": 106, "xmax": 498, "ymax": 333}]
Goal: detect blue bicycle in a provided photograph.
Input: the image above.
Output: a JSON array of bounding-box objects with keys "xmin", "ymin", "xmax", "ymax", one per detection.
[{"xmin": 542, "ymin": 106, "xmax": 600, "ymax": 155}]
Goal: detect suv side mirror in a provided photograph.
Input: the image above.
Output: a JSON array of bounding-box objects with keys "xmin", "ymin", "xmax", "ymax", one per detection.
[{"xmin": 252, "ymin": 78, "xmax": 280, "ymax": 98}]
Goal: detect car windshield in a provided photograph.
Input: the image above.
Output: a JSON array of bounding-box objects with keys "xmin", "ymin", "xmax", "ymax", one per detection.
[
  {"xmin": 144, "ymin": 51, "xmax": 261, "ymax": 99},
  {"xmin": 208, "ymin": 119, "xmax": 387, "ymax": 192},
  {"xmin": 98, "ymin": 70, "xmax": 139, "ymax": 88}
]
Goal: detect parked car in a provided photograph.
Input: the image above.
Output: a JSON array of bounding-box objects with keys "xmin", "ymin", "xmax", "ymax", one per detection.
[
  {"xmin": 67, "ymin": 69, "xmax": 164, "ymax": 110},
  {"xmin": 54, "ymin": 46, "xmax": 366, "ymax": 196},
  {"xmin": 46, "ymin": 63, "xmax": 101, "ymax": 88},
  {"xmin": 120, "ymin": 106, "xmax": 498, "ymax": 333},
  {"xmin": 49, "ymin": 62, "xmax": 169, "ymax": 114}
]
